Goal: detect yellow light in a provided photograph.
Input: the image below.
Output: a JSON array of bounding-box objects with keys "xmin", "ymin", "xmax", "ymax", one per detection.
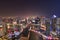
[
  {"xmin": 7, "ymin": 25, "xmax": 10, "ymax": 29},
  {"xmin": 41, "ymin": 24, "xmax": 46, "ymax": 31},
  {"xmin": 7, "ymin": 23, "xmax": 10, "ymax": 26}
]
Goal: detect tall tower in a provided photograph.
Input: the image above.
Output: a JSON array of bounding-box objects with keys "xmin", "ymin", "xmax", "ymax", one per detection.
[{"xmin": 45, "ymin": 18, "xmax": 51, "ymax": 36}]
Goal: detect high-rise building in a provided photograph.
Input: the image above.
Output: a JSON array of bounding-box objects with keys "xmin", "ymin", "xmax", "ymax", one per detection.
[
  {"xmin": 52, "ymin": 18, "xmax": 57, "ymax": 31},
  {"xmin": 45, "ymin": 18, "xmax": 51, "ymax": 36},
  {"xmin": 56, "ymin": 18, "xmax": 60, "ymax": 35}
]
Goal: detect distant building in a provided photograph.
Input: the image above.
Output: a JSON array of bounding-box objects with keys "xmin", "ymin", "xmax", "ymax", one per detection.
[
  {"xmin": 56, "ymin": 18, "xmax": 60, "ymax": 34},
  {"xmin": 52, "ymin": 18, "xmax": 57, "ymax": 31},
  {"xmin": 45, "ymin": 18, "xmax": 51, "ymax": 36}
]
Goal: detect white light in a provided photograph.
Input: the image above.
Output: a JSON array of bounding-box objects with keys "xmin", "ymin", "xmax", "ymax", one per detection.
[
  {"xmin": 53, "ymin": 15, "xmax": 57, "ymax": 18},
  {"xmin": 0, "ymin": 25, "xmax": 2, "ymax": 27},
  {"xmin": 32, "ymin": 20, "xmax": 35, "ymax": 22}
]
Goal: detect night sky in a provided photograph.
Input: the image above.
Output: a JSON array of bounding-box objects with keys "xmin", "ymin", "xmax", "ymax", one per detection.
[{"xmin": 0, "ymin": 0, "xmax": 60, "ymax": 17}]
